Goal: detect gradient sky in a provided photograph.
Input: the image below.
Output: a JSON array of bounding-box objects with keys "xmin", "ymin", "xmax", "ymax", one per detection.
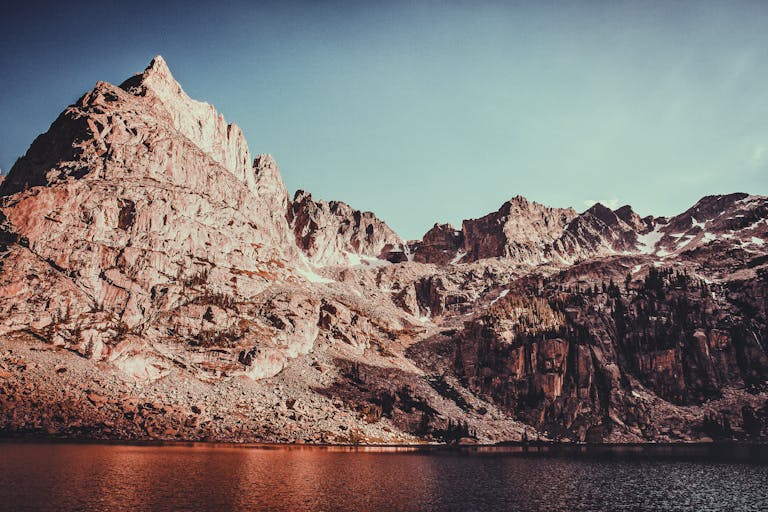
[{"xmin": 1, "ymin": 0, "xmax": 767, "ymax": 239}]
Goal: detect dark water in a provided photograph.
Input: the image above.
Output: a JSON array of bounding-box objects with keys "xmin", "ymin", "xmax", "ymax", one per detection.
[{"xmin": 1, "ymin": 442, "xmax": 767, "ymax": 511}]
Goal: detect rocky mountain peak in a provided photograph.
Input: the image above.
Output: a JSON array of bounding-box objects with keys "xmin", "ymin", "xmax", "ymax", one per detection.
[
  {"xmin": 614, "ymin": 205, "xmax": 651, "ymax": 232},
  {"xmin": 253, "ymin": 154, "xmax": 288, "ymax": 204},
  {"xmin": 119, "ymin": 56, "xmax": 253, "ymax": 185},
  {"xmin": 584, "ymin": 202, "xmax": 619, "ymax": 226},
  {"xmin": 119, "ymin": 55, "xmax": 180, "ymax": 97},
  {"xmin": 651, "ymin": 192, "xmax": 768, "ymax": 258},
  {"xmin": 507, "ymin": 195, "xmax": 530, "ymax": 206},
  {"xmin": 0, "ymin": 56, "xmax": 306, "ymax": 377},
  {"xmin": 458, "ymin": 196, "xmax": 578, "ymax": 264},
  {"xmin": 147, "ymin": 55, "xmax": 173, "ymax": 78},
  {"xmin": 553, "ymin": 202, "xmax": 642, "ymax": 261},
  {"xmin": 293, "ymin": 189, "xmax": 311, "ymax": 203}
]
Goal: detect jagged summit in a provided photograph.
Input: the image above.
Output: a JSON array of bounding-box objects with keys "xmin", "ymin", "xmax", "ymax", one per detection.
[
  {"xmin": 119, "ymin": 55, "xmax": 181, "ymax": 96},
  {"xmin": 147, "ymin": 54, "xmax": 173, "ymax": 76},
  {"xmin": 122, "ymin": 56, "xmax": 254, "ymax": 182},
  {"xmin": 584, "ymin": 202, "xmax": 619, "ymax": 225}
]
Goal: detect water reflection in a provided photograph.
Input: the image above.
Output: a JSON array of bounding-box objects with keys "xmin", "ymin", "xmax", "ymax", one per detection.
[{"xmin": 1, "ymin": 442, "xmax": 767, "ymax": 511}]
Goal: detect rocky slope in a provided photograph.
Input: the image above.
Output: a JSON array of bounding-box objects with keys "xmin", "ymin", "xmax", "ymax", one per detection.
[{"xmin": 1, "ymin": 57, "xmax": 767, "ymax": 444}]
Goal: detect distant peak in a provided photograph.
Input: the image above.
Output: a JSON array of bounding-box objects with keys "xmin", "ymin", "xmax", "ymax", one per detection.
[
  {"xmin": 586, "ymin": 202, "xmax": 610, "ymax": 213},
  {"xmin": 430, "ymin": 222, "xmax": 457, "ymax": 231},
  {"xmin": 613, "ymin": 204, "xmax": 637, "ymax": 221},
  {"xmin": 497, "ymin": 195, "xmax": 531, "ymax": 214},
  {"xmin": 148, "ymin": 55, "xmax": 169, "ymax": 72},
  {"xmin": 584, "ymin": 202, "xmax": 619, "ymax": 225},
  {"xmin": 143, "ymin": 55, "xmax": 175, "ymax": 81},
  {"xmin": 119, "ymin": 55, "xmax": 180, "ymax": 96}
]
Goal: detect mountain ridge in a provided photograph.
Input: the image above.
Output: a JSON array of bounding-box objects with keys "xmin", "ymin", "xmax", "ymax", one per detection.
[{"xmin": 1, "ymin": 56, "xmax": 766, "ymax": 445}]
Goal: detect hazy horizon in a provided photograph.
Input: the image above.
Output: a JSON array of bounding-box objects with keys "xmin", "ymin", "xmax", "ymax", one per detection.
[{"xmin": 2, "ymin": 0, "xmax": 767, "ymax": 239}]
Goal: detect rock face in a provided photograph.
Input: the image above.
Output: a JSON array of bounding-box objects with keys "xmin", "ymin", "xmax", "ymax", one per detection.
[
  {"xmin": 550, "ymin": 203, "xmax": 653, "ymax": 262},
  {"xmin": 0, "ymin": 56, "xmax": 304, "ymax": 381},
  {"xmin": 1, "ymin": 56, "xmax": 767, "ymax": 445},
  {"xmin": 457, "ymin": 196, "xmax": 578, "ymax": 264},
  {"xmin": 288, "ymin": 190, "xmax": 407, "ymax": 266},
  {"xmin": 654, "ymin": 193, "xmax": 768, "ymax": 258},
  {"xmin": 413, "ymin": 224, "xmax": 463, "ymax": 265},
  {"xmin": 412, "ymin": 197, "xmax": 657, "ymax": 266},
  {"xmin": 449, "ymin": 265, "xmax": 768, "ymax": 441}
]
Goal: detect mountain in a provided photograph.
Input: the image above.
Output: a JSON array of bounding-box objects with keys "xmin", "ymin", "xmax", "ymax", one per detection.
[
  {"xmin": 1, "ymin": 57, "xmax": 766, "ymax": 444},
  {"xmin": 288, "ymin": 190, "xmax": 408, "ymax": 266}
]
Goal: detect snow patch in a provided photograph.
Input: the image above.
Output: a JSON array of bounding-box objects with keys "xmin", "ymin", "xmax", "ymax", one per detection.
[
  {"xmin": 346, "ymin": 252, "xmax": 362, "ymax": 266},
  {"xmin": 691, "ymin": 217, "xmax": 706, "ymax": 229},
  {"xmin": 636, "ymin": 228, "xmax": 663, "ymax": 254},
  {"xmin": 490, "ymin": 289, "xmax": 509, "ymax": 305},
  {"xmin": 397, "ymin": 242, "xmax": 415, "ymax": 262},
  {"xmin": 735, "ymin": 195, "xmax": 762, "ymax": 206},
  {"xmin": 343, "ymin": 251, "xmax": 391, "ymax": 268},
  {"xmin": 450, "ymin": 250, "xmax": 466, "ymax": 265},
  {"xmin": 297, "ymin": 253, "xmax": 335, "ymax": 284},
  {"xmin": 676, "ymin": 234, "xmax": 695, "ymax": 249},
  {"xmin": 297, "ymin": 268, "xmax": 335, "ymax": 284},
  {"xmin": 744, "ymin": 218, "xmax": 768, "ymax": 232}
]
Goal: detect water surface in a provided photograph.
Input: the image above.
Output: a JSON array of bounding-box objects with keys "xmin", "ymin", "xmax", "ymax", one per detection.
[{"xmin": 1, "ymin": 442, "xmax": 766, "ymax": 511}]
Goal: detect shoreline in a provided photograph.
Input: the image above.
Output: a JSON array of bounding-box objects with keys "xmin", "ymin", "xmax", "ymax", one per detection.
[
  {"xmin": 3, "ymin": 437, "xmax": 768, "ymax": 464},
  {"xmin": 1, "ymin": 435, "xmax": 767, "ymax": 449}
]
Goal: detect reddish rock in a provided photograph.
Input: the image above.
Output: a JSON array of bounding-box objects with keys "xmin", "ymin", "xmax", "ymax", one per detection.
[{"xmin": 413, "ymin": 224, "xmax": 463, "ymax": 265}]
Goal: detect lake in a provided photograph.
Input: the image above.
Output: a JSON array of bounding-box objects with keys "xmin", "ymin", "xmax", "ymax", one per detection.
[{"xmin": 1, "ymin": 442, "xmax": 767, "ymax": 511}]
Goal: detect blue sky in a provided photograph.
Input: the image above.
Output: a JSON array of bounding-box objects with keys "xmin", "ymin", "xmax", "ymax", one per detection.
[{"xmin": 1, "ymin": 0, "xmax": 767, "ymax": 239}]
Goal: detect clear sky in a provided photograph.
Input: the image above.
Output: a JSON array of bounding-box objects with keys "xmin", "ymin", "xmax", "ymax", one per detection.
[{"xmin": 1, "ymin": 0, "xmax": 767, "ymax": 240}]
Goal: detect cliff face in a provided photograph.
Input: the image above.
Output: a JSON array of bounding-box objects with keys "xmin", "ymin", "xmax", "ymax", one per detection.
[
  {"xmin": 0, "ymin": 57, "xmax": 313, "ymax": 383},
  {"xmin": 0, "ymin": 57, "xmax": 766, "ymax": 445},
  {"xmin": 413, "ymin": 224, "xmax": 463, "ymax": 265},
  {"xmin": 448, "ymin": 265, "xmax": 768, "ymax": 441},
  {"xmin": 456, "ymin": 196, "xmax": 578, "ymax": 265},
  {"xmin": 288, "ymin": 190, "xmax": 407, "ymax": 266}
]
